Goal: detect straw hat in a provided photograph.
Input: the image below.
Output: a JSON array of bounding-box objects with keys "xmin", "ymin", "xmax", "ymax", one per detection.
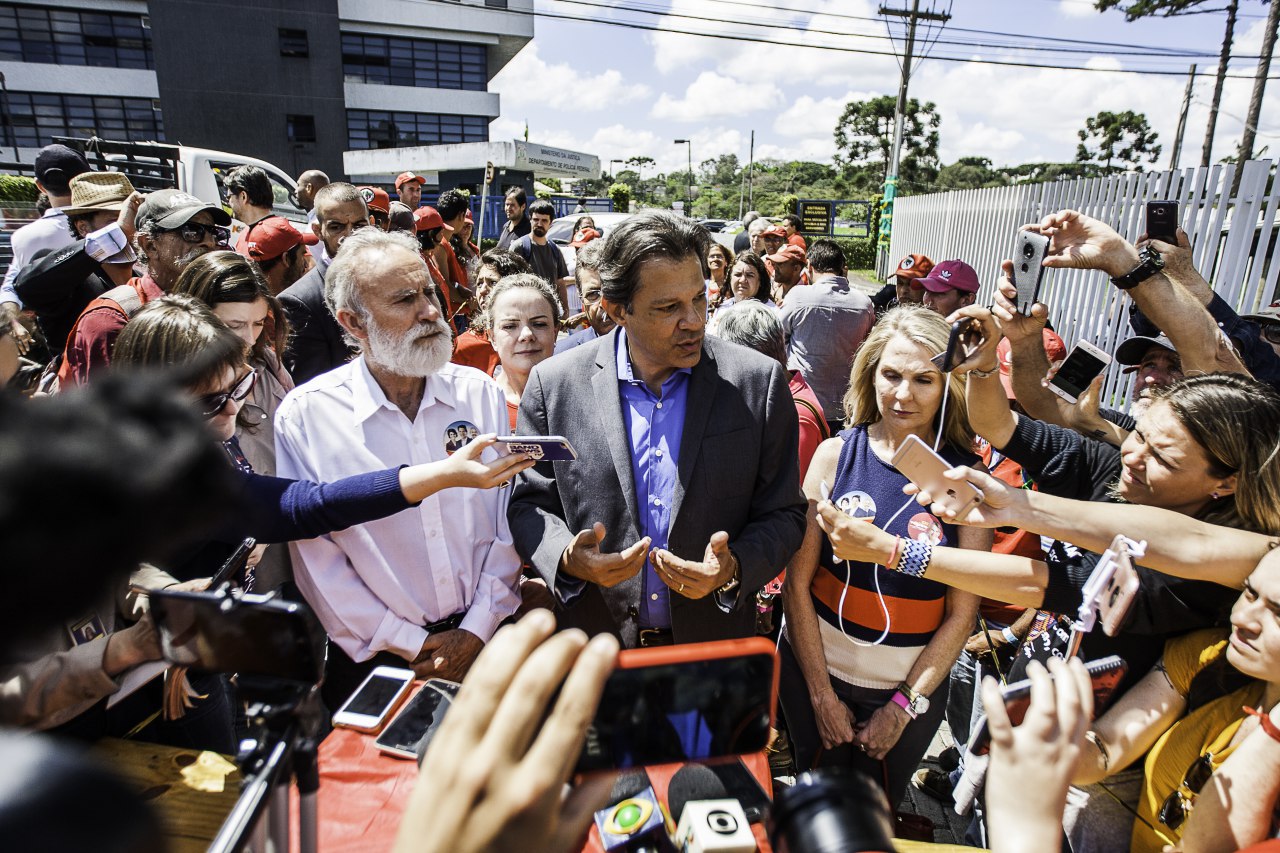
[{"xmin": 62, "ymin": 172, "xmax": 136, "ymax": 216}]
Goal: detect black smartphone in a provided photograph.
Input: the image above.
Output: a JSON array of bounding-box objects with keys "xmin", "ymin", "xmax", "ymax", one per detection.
[
  {"xmin": 932, "ymin": 317, "xmax": 984, "ymax": 373},
  {"xmin": 210, "ymin": 536, "xmax": 256, "ymax": 588},
  {"xmin": 704, "ymin": 758, "xmax": 772, "ymax": 823},
  {"xmin": 149, "ymin": 588, "xmax": 326, "ymax": 686},
  {"xmin": 968, "ymin": 655, "xmax": 1127, "ymax": 755},
  {"xmin": 574, "ymin": 638, "xmax": 777, "ymax": 773},
  {"xmin": 1013, "ymin": 230, "xmax": 1051, "ymax": 315},
  {"xmin": 1146, "ymin": 200, "xmax": 1179, "ymax": 244},
  {"xmin": 376, "ymin": 679, "xmax": 461, "ymax": 760}
]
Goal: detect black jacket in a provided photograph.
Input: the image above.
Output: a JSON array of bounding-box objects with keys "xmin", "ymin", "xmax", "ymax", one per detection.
[
  {"xmin": 14, "ymin": 242, "xmax": 114, "ymax": 356},
  {"xmin": 278, "ymin": 265, "xmax": 353, "ymax": 385}
]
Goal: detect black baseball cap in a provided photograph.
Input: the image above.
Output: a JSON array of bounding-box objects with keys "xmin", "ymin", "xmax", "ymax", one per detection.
[{"xmin": 34, "ymin": 144, "xmax": 90, "ymax": 192}]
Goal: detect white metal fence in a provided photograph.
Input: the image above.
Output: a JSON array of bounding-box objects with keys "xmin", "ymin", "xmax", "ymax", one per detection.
[{"xmin": 888, "ymin": 160, "xmax": 1280, "ymax": 409}]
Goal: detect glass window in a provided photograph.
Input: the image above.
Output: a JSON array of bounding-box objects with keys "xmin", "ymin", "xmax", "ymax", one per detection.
[
  {"xmin": 279, "ymin": 28, "xmax": 308, "ymax": 58},
  {"xmin": 340, "ymin": 32, "xmax": 487, "ymax": 91},
  {"xmin": 0, "ymin": 91, "xmax": 163, "ymax": 149},
  {"xmin": 0, "ymin": 3, "xmax": 153, "ymax": 68},
  {"xmin": 346, "ymin": 110, "xmax": 487, "ymax": 150}
]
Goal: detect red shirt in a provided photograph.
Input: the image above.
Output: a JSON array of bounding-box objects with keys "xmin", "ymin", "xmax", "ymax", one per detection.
[
  {"xmin": 787, "ymin": 233, "xmax": 807, "ymax": 250},
  {"xmin": 64, "ymin": 274, "xmax": 163, "ymax": 386},
  {"xmin": 451, "ymin": 328, "xmax": 499, "ymax": 376},
  {"xmin": 789, "ymin": 371, "xmax": 826, "ymax": 480}
]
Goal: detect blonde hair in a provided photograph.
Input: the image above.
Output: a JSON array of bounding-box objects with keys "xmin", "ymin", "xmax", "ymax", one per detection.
[{"xmin": 841, "ymin": 305, "xmax": 975, "ymax": 452}]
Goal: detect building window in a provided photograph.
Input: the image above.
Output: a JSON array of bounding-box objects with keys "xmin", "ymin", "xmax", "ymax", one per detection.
[
  {"xmin": 346, "ymin": 110, "xmax": 488, "ymax": 150},
  {"xmin": 484, "ymin": 0, "xmax": 509, "ymax": 6},
  {"xmin": 279, "ymin": 27, "xmax": 308, "ymax": 57},
  {"xmin": 341, "ymin": 33, "xmax": 486, "ymax": 91},
  {"xmin": 0, "ymin": 4, "xmax": 153, "ymax": 69},
  {"xmin": 2, "ymin": 92, "xmax": 163, "ymax": 148},
  {"xmin": 287, "ymin": 114, "xmax": 316, "ymax": 143}
]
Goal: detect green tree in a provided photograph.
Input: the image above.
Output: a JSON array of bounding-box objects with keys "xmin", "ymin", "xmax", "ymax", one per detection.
[
  {"xmin": 833, "ymin": 95, "xmax": 941, "ymax": 188},
  {"xmin": 626, "ymin": 155, "xmax": 656, "ymax": 181},
  {"xmin": 936, "ymin": 156, "xmax": 1010, "ymax": 190},
  {"xmin": 1076, "ymin": 110, "xmax": 1162, "ymax": 172},
  {"xmin": 1000, "ymin": 161, "xmax": 1104, "ymax": 183},
  {"xmin": 608, "ymin": 182, "xmax": 632, "ymax": 213}
]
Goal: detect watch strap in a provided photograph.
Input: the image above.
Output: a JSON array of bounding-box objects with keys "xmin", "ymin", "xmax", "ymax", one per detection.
[
  {"xmin": 890, "ymin": 690, "xmax": 918, "ymax": 719},
  {"xmin": 1110, "ymin": 247, "xmax": 1164, "ymax": 290}
]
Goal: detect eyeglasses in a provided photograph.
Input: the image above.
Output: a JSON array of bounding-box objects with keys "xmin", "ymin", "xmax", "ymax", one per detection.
[
  {"xmin": 197, "ymin": 368, "xmax": 257, "ymax": 419},
  {"xmin": 1158, "ymin": 749, "xmax": 1217, "ymax": 830},
  {"xmin": 1262, "ymin": 323, "xmax": 1280, "ymax": 345},
  {"xmin": 160, "ymin": 221, "xmax": 231, "ymax": 246}
]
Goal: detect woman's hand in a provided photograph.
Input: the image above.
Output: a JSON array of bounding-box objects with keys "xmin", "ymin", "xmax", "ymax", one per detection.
[
  {"xmin": 812, "ymin": 689, "xmax": 856, "ymax": 750},
  {"xmin": 903, "ymin": 465, "xmax": 1026, "ymax": 527},
  {"xmin": 854, "ymin": 704, "xmax": 911, "ymax": 760},
  {"xmin": 437, "ymin": 435, "xmax": 537, "ymax": 490},
  {"xmin": 992, "ymin": 262, "xmax": 1050, "ymax": 341},
  {"xmin": 944, "ymin": 304, "xmax": 1003, "ymax": 376},
  {"xmin": 814, "ymin": 502, "xmax": 896, "ymax": 564}
]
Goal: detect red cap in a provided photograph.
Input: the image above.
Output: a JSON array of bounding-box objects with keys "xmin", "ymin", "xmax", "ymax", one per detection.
[
  {"xmin": 238, "ymin": 217, "xmax": 318, "ymax": 261},
  {"xmin": 359, "ymin": 186, "xmax": 390, "ymax": 214},
  {"xmin": 395, "ymin": 171, "xmax": 426, "ymax": 190},
  {"xmin": 464, "ymin": 208, "xmax": 474, "ymax": 223},
  {"xmin": 996, "ymin": 330, "xmax": 1067, "ymax": 399},
  {"xmin": 891, "ymin": 253, "xmax": 934, "ymax": 283},
  {"xmin": 920, "ymin": 259, "xmax": 980, "ymax": 294},
  {"xmin": 413, "ymin": 205, "xmax": 454, "ymax": 233},
  {"xmin": 570, "ymin": 227, "xmax": 601, "ymax": 248},
  {"xmin": 762, "ymin": 225, "xmax": 787, "ymax": 238},
  {"xmin": 766, "ymin": 244, "xmax": 806, "ymax": 264}
]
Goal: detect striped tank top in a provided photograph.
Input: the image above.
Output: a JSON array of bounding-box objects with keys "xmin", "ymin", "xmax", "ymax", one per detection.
[{"xmin": 807, "ymin": 425, "xmax": 976, "ymax": 689}]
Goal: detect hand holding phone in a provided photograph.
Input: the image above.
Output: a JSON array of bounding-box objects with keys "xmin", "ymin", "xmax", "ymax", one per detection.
[
  {"xmin": 932, "ymin": 317, "xmax": 985, "ymax": 373},
  {"xmin": 1079, "ymin": 534, "xmax": 1146, "ymax": 637},
  {"xmin": 494, "ymin": 435, "xmax": 578, "ymax": 462},
  {"xmin": 1145, "ymin": 201, "xmax": 1179, "ymax": 244},
  {"xmin": 1013, "ymin": 230, "xmax": 1051, "ymax": 315},
  {"xmin": 1047, "ymin": 340, "xmax": 1112, "ymax": 405},
  {"xmin": 890, "ymin": 434, "xmax": 985, "ymax": 521}
]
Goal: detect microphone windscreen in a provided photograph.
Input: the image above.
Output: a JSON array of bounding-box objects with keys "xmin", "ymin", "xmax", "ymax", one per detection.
[
  {"xmin": 667, "ymin": 762, "xmax": 729, "ymax": 823},
  {"xmin": 610, "ymin": 767, "xmax": 654, "ymax": 803}
]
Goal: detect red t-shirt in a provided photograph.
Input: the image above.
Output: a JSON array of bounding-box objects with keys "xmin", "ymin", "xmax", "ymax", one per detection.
[
  {"xmin": 64, "ymin": 274, "xmax": 163, "ymax": 386},
  {"xmin": 789, "ymin": 371, "xmax": 826, "ymax": 480},
  {"xmin": 451, "ymin": 329, "xmax": 499, "ymax": 376}
]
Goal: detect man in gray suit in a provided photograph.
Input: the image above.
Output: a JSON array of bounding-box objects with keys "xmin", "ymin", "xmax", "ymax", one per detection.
[{"xmin": 508, "ymin": 211, "xmax": 806, "ymax": 647}]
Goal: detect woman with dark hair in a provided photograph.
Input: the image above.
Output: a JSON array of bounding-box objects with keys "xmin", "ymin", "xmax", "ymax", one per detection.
[
  {"xmin": 705, "ymin": 242, "xmax": 734, "ymax": 304},
  {"xmin": 710, "ymin": 250, "xmax": 776, "ymax": 331}
]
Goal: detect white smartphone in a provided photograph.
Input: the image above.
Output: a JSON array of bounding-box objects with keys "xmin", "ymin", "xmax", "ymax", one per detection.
[
  {"xmin": 1047, "ymin": 340, "xmax": 1112, "ymax": 405},
  {"xmin": 889, "ymin": 434, "xmax": 985, "ymax": 520},
  {"xmin": 331, "ymin": 666, "xmax": 415, "ymax": 733}
]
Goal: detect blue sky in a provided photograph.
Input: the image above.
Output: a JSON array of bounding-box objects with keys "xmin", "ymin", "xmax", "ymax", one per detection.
[{"xmin": 490, "ymin": 0, "xmax": 1280, "ymax": 176}]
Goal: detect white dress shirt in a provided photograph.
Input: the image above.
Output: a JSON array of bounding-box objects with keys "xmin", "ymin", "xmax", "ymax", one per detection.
[
  {"xmin": 274, "ymin": 357, "xmax": 521, "ymax": 662},
  {"xmin": 1, "ymin": 208, "xmax": 73, "ymax": 306}
]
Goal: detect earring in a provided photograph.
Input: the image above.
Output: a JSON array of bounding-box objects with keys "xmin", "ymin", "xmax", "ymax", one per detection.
[{"xmin": 1211, "ymin": 491, "xmax": 1221, "ymax": 500}]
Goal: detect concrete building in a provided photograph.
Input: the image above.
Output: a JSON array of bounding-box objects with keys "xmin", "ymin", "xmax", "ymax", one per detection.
[{"xmin": 0, "ymin": 0, "xmax": 531, "ymax": 179}]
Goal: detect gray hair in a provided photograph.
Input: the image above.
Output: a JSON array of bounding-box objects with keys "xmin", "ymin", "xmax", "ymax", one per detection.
[
  {"xmin": 713, "ymin": 301, "xmax": 786, "ymax": 366},
  {"xmin": 597, "ymin": 210, "xmax": 709, "ymax": 311},
  {"xmin": 481, "ymin": 272, "xmax": 563, "ymax": 333},
  {"xmin": 575, "ymin": 239, "xmax": 605, "ymax": 286},
  {"xmin": 324, "ymin": 228, "xmax": 422, "ymax": 346},
  {"xmin": 747, "ymin": 217, "xmax": 771, "ymax": 237},
  {"xmin": 313, "ymin": 182, "xmax": 366, "ymax": 223},
  {"xmin": 741, "ymin": 211, "xmax": 760, "ymax": 226}
]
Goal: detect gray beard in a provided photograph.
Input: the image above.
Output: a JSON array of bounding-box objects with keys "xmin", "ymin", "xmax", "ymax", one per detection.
[{"xmin": 365, "ymin": 317, "xmax": 452, "ymax": 378}]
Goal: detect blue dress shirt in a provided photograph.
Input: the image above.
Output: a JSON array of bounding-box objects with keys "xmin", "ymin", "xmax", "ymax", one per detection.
[{"xmin": 616, "ymin": 329, "xmax": 691, "ymax": 629}]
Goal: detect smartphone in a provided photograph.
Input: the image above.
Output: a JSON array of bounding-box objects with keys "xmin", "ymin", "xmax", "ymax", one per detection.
[
  {"xmin": 332, "ymin": 666, "xmax": 414, "ymax": 733},
  {"xmin": 1146, "ymin": 200, "xmax": 1179, "ymax": 244},
  {"xmin": 495, "ymin": 435, "xmax": 578, "ymax": 462},
  {"xmin": 149, "ymin": 588, "xmax": 326, "ymax": 686},
  {"xmin": 575, "ymin": 637, "xmax": 777, "ymax": 773},
  {"xmin": 931, "ymin": 318, "xmax": 983, "ymax": 373},
  {"xmin": 968, "ymin": 655, "xmax": 1128, "ymax": 755},
  {"xmin": 210, "ymin": 537, "xmax": 256, "ymax": 588},
  {"xmin": 1047, "ymin": 340, "xmax": 1112, "ymax": 405},
  {"xmin": 376, "ymin": 679, "xmax": 461, "ymax": 760},
  {"xmin": 704, "ymin": 758, "xmax": 772, "ymax": 823},
  {"xmin": 890, "ymin": 434, "xmax": 985, "ymax": 520},
  {"xmin": 1080, "ymin": 534, "xmax": 1143, "ymax": 637},
  {"xmin": 1013, "ymin": 230, "xmax": 1051, "ymax": 315}
]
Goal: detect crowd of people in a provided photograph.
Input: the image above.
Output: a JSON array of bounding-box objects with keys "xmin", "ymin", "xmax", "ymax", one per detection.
[{"xmin": 3, "ymin": 140, "xmax": 1280, "ymax": 853}]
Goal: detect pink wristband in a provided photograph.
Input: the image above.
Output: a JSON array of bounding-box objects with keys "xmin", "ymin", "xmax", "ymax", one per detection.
[{"xmin": 890, "ymin": 690, "xmax": 917, "ymax": 719}]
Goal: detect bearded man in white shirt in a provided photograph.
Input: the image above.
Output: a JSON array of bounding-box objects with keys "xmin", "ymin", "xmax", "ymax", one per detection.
[{"xmin": 275, "ymin": 227, "xmax": 524, "ymax": 708}]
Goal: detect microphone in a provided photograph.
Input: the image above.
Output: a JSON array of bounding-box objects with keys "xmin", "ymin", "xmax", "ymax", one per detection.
[
  {"xmin": 668, "ymin": 764, "xmax": 756, "ymax": 853},
  {"xmin": 594, "ymin": 769, "xmax": 676, "ymax": 852}
]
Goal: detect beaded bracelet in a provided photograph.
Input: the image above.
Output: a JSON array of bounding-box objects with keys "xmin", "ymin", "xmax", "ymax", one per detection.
[{"xmin": 896, "ymin": 538, "xmax": 933, "ymax": 578}]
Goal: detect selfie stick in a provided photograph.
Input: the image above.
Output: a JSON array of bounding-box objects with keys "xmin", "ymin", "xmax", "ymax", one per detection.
[
  {"xmin": 207, "ymin": 682, "xmax": 325, "ymax": 853},
  {"xmin": 1066, "ymin": 536, "xmax": 1147, "ymax": 658}
]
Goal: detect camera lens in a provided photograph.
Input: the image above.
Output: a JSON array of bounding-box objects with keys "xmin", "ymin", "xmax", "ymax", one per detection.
[
  {"xmin": 1022, "ymin": 242, "xmax": 1035, "ymax": 259},
  {"xmin": 769, "ymin": 768, "xmax": 895, "ymax": 853}
]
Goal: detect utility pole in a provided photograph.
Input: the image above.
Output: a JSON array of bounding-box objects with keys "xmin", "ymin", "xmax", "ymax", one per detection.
[
  {"xmin": 1202, "ymin": 0, "xmax": 1239, "ymax": 168},
  {"xmin": 747, "ymin": 130, "xmax": 755, "ymax": 211},
  {"xmin": 878, "ymin": 0, "xmax": 949, "ymax": 263},
  {"xmin": 1236, "ymin": 0, "xmax": 1280, "ymax": 171},
  {"xmin": 1170, "ymin": 65, "xmax": 1196, "ymax": 170}
]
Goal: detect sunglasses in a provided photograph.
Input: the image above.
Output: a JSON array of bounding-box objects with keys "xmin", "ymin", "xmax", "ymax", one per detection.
[
  {"xmin": 1157, "ymin": 749, "xmax": 1217, "ymax": 830},
  {"xmin": 197, "ymin": 368, "xmax": 257, "ymax": 419},
  {"xmin": 160, "ymin": 221, "xmax": 231, "ymax": 246},
  {"xmin": 1262, "ymin": 324, "xmax": 1280, "ymax": 345}
]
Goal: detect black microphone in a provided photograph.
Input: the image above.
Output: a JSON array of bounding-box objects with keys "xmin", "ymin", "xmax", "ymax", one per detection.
[
  {"xmin": 668, "ymin": 764, "xmax": 755, "ymax": 852},
  {"xmin": 593, "ymin": 768, "xmax": 676, "ymax": 852}
]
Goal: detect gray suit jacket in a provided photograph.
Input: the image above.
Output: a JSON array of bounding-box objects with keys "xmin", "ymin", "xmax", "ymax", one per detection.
[{"xmin": 508, "ymin": 329, "xmax": 806, "ymax": 646}]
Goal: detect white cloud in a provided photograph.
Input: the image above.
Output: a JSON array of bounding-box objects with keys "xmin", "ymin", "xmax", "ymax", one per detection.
[
  {"xmin": 491, "ymin": 43, "xmax": 649, "ymax": 112},
  {"xmin": 1058, "ymin": 0, "xmax": 1096, "ymax": 18},
  {"xmin": 772, "ymin": 92, "xmax": 875, "ymax": 139},
  {"xmin": 651, "ymin": 71, "xmax": 783, "ymax": 121}
]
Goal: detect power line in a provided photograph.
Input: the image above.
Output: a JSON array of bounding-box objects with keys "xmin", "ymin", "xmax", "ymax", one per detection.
[{"xmin": 446, "ymin": 0, "xmax": 1280, "ymax": 79}]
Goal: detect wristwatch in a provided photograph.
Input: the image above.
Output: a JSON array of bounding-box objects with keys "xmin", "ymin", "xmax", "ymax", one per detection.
[
  {"xmin": 892, "ymin": 682, "xmax": 930, "ymax": 719},
  {"xmin": 1109, "ymin": 247, "xmax": 1164, "ymax": 290}
]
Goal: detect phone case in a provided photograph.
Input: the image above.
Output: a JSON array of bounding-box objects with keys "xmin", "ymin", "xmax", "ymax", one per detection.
[
  {"xmin": 890, "ymin": 435, "xmax": 985, "ymax": 520},
  {"xmin": 1146, "ymin": 201, "xmax": 1179, "ymax": 244},
  {"xmin": 1047, "ymin": 341, "xmax": 1112, "ymax": 406},
  {"xmin": 1096, "ymin": 545, "xmax": 1140, "ymax": 637},
  {"xmin": 333, "ymin": 668, "xmax": 414, "ymax": 733},
  {"xmin": 497, "ymin": 435, "xmax": 578, "ymax": 461},
  {"xmin": 375, "ymin": 679, "xmax": 460, "ymax": 759},
  {"xmin": 1013, "ymin": 230, "xmax": 1050, "ymax": 315}
]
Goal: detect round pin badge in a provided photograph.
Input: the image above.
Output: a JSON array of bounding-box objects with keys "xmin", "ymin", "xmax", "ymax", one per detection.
[
  {"xmin": 834, "ymin": 490, "xmax": 877, "ymax": 523},
  {"xmin": 907, "ymin": 512, "xmax": 944, "ymax": 545},
  {"xmin": 444, "ymin": 420, "xmax": 480, "ymax": 454}
]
